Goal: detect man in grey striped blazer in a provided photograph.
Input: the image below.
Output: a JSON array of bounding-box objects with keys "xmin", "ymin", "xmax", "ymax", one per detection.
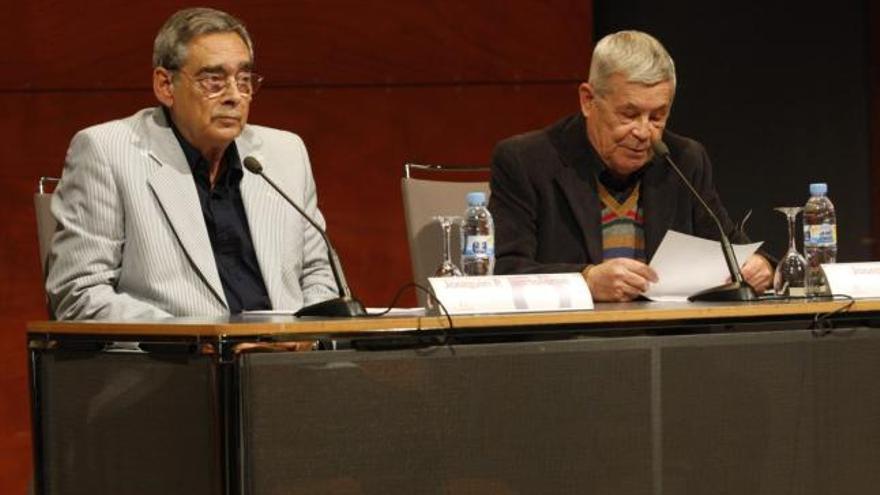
[{"xmin": 45, "ymin": 8, "xmax": 338, "ymax": 320}]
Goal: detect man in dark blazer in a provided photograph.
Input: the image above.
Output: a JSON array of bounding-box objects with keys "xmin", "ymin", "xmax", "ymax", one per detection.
[{"xmin": 489, "ymin": 30, "xmax": 772, "ymax": 302}]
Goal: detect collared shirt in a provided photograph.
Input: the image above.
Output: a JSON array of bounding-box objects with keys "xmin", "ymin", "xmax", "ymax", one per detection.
[{"xmin": 165, "ymin": 108, "xmax": 271, "ymax": 313}]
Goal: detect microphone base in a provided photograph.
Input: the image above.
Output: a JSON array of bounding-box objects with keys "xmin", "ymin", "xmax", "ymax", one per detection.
[
  {"xmin": 295, "ymin": 297, "xmax": 367, "ymax": 318},
  {"xmin": 687, "ymin": 281, "xmax": 758, "ymax": 302}
]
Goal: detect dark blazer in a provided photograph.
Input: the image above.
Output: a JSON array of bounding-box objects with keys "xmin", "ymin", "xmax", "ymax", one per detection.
[{"xmin": 489, "ymin": 114, "xmax": 752, "ymax": 275}]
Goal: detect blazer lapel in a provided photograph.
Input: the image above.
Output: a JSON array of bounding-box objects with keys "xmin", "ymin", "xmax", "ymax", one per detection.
[
  {"xmin": 549, "ymin": 115, "xmax": 604, "ymax": 264},
  {"xmin": 554, "ymin": 169, "xmax": 603, "ymax": 264},
  {"xmin": 641, "ymin": 154, "xmax": 679, "ymax": 260},
  {"xmin": 237, "ymin": 131, "xmax": 287, "ymax": 309},
  {"xmin": 142, "ymin": 109, "xmax": 227, "ymax": 308}
]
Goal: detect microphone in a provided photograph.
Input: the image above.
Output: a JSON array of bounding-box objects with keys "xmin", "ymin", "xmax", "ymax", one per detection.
[
  {"xmin": 243, "ymin": 156, "xmax": 367, "ymax": 317},
  {"xmin": 651, "ymin": 140, "xmax": 758, "ymax": 302}
]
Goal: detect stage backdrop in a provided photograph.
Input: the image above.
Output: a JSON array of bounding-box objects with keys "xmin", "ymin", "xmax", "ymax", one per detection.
[{"xmin": 0, "ymin": 1, "xmax": 591, "ymax": 492}]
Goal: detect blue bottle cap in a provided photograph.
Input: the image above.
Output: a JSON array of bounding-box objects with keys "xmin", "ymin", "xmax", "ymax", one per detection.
[{"xmin": 466, "ymin": 191, "xmax": 486, "ymax": 206}]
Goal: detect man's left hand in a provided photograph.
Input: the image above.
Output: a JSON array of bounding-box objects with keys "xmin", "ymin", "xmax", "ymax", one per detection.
[{"xmin": 741, "ymin": 254, "xmax": 773, "ymax": 294}]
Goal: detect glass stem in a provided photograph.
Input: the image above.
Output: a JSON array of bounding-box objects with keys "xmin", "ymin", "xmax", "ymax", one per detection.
[
  {"xmin": 787, "ymin": 213, "xmax": 798, "ymax": 252},
  {"xmin": 442, "ymin": 222, "xmax": 453, "ymax": 264}
]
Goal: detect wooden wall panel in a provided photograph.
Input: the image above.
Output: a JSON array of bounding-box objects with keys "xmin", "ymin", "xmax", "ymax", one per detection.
[
  {"xmin": 1, "ymin": 0, "xmax": 589, "ymax": 90},
  {"xmin": 0, "ymin": 2, "xmax": 591, "ymax": 493}
]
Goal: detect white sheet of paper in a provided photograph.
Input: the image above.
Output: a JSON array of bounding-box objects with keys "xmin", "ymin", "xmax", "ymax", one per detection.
[
  {"xmin": 243, "ymin": 308, "xmax": 426, "ymax": 317},
  {"xmin": 644, "ymin": 230, "xmax": 763, "ymax": 302}
]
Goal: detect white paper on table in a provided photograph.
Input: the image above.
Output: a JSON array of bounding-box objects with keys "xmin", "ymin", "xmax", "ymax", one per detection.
[
  {"xmin": 365, "ymin": 307, "xmax": 427, "ymax": 316},
  {"xmin": 644, "ymin": 230, "xmax": 763, "ymax": 302},
  {"xmin": 243, "ymin": 308, "xmax": 426, "ymax": 317}
]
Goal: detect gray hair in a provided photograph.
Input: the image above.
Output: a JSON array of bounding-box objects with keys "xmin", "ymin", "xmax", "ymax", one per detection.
[
  {"xmin": 588, "ymin": 30, "xmax": 676, "ymax": 97},
  {"xmin": 153, "ymin": 7, "xmax": 254, "ymax": 70}
]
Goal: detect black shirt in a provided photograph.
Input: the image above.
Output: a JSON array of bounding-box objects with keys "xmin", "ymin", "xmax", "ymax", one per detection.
[
  {"xmin": 596, "ymin": 160, "xmax": 645, "ymax": 204},
  {"xmin": 166, "ymin": 110, "xmax": 272, "ymax": 313}
]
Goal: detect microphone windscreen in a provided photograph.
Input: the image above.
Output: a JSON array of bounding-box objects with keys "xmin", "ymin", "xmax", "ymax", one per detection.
[
  {"xmin": 652, "ymin": 139, "xmax": 670, "ymax": 157},
  {"xmin": 243, "ymin": 156, "xmax": 263, "ymax": 174}
]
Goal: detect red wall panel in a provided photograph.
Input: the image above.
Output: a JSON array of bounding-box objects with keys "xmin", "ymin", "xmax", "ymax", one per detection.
[
  {"xmin": 0, "ymin": 2, "xmax": 591, "ymax": 492},
  {"xmin": 1, "ymin": 0, "xmax": 589, "ymax": 90}
]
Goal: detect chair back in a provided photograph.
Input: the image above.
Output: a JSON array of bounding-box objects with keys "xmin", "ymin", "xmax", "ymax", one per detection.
[
  {"xmin": 401, "ymin": 164, "xmax": 490, "ymax": 306},
  {"xmin": 34, "ymin": 176, "xmax": 60, "ymax": 277}
]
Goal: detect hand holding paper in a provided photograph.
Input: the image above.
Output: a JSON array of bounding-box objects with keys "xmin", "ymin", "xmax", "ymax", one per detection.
[
  {"xmin": 585, "ymin": 258, "xmax": 658, "ymax": 302},
  {"xmin": 644, "ymin": 230, "xmax": 763, "ymax": 302}
]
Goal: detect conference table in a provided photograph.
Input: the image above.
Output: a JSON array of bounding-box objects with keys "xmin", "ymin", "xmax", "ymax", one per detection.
[{"xmin": 26, "ymin": 298, "xmax": 880, "ymax": 495}]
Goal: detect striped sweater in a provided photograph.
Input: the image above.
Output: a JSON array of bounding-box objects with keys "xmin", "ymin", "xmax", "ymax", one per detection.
[{"xmin": 596, "ymin": 180, "xmax": 646, "ymax": 262}]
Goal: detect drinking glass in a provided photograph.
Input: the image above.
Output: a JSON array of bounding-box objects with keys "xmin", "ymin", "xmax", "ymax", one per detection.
[
  {"xmin": 432, "ymin": 215, "xmax": 463, "ymax": 277},
  {"xmin": 773, "ymin": 206, "xmax": 807, "ymax": 297}
]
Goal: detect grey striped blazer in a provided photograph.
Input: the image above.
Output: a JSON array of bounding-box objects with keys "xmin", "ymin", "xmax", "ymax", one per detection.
[{"xmin": 46, "ymin": 107, "xmax": 338, "ymax": 320}]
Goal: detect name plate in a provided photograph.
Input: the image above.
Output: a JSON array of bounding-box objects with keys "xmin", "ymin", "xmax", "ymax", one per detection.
[
  {"xmin": 822, "ymin": 262, "xmax": 880, "ymax": 298},
  {"xmin": 428, "ymin": 273, "xmax": 593, "ymax": 315}
]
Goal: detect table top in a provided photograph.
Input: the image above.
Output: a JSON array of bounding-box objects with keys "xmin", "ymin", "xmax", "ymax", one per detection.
[{"xmin": 26, "ymin": 298, "xmax": 879, "ymax": 338}]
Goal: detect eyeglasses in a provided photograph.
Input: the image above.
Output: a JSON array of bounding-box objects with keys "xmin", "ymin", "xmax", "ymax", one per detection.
[{"xmin": 176, "ymin": 70, "xmax": 264, "ymax": 99}]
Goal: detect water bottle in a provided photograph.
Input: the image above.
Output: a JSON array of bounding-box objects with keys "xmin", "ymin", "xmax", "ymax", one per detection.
[
  {"xmin": 803, "ymin": 183, "xmax": 837, "ymax": 296},
  {"xmin": 461, "ymin": 191, "xmax": 495, "ymax": 276}
]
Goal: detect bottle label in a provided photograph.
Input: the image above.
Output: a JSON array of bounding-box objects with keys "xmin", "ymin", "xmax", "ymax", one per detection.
[
  {"xmin": 804, "ymin": 224, "xmax": 837, "ymax": 247},
  {"xmin": 463, "ymin": 235, "xmax": 495, "ymax": 257}
]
